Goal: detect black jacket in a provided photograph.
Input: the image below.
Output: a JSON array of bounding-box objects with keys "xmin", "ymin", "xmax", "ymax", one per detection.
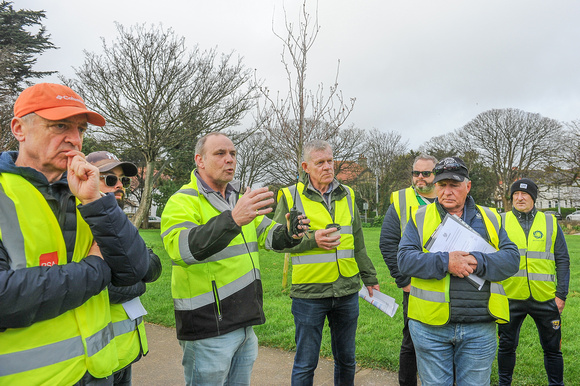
[{"xmin": 0, "ymin": 151, "xmax": 149, "ymax": 330}]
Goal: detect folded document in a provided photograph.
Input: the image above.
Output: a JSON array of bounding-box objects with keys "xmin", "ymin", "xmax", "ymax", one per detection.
[{"xmin": 358, "ymin": 287, "xmax": 399, "ymax": 317}]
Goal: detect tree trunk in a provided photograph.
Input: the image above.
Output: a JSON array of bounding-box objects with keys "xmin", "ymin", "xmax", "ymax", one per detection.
[{"xmin": 132, "ymin": 160, "xmax": 155, "ymax": 229}]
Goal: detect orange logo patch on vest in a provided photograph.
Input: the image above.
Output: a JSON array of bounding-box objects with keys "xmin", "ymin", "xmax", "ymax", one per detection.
[{"xmin": 39, "ymin": 251, "xmax": 58, "ymax": 267}]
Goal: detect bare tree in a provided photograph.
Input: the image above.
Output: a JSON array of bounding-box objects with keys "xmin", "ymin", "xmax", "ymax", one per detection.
[
  {"xmin": 231, "ymin": 128, "xmax": 273, "ymax": 188},
  {"xmin": 459, "ymin": 108, "xmax": 563, "ymax": 209},
  {"xmin": 364, "ymin": 128, "xmax": 409, "ymax": 214},
  {"xmin": 258, "ymin": 1, "xmax": 358, "ymax": 185},
  {"xmin": 68, "ymin": 23, "xmax": 256, "ymax": 227}
]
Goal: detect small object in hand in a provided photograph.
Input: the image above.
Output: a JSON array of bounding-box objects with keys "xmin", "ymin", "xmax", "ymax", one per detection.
[
  {"xmin": 325, "ymin": 223, "xmax": 341, "ymax": 237},
  {"xmin": 289, "ymin": 208, "xmax": 304, "ymax": 236}
]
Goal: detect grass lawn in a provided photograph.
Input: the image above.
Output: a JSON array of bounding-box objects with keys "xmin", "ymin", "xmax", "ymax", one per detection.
[{"xmin": 139, "ymin": 228, "xmax": 579, "ymax": 385}]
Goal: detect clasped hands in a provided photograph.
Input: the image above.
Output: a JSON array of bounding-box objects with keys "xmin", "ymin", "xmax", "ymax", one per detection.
[{"xmin": 448, "ymin": 251, "xmax": 478, "ymax": 278}]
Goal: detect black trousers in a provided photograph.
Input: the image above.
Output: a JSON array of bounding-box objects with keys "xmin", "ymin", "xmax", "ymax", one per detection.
[
  {"xmin": 399, "ymin": 291, "xmax": 417, "ymax": 386},
  {"xmin": 497, "ymin": 298, "xmax": 563, "ymax": 386}
]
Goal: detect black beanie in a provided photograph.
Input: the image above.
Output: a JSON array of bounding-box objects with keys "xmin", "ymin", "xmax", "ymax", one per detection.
[{"xmin": 510, "ymin": 178, "xmax": 538, "ymax": 202}]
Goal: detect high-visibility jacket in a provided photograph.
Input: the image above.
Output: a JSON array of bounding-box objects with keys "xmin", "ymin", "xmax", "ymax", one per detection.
[
  {"xmin": 110, "ymin": 302, "xmax": 148, "ymax": 372},
  {"xmin": 408, "ymin": 203, "xmax": 510, "ymax": 325},
  {"xmin": 280, "ymin": 182, "xmax": 358, "ymax": 285},
  {"xmin": 390, "ymin": 187, "xmax": 421, "ymax": 235},
  {"xmin": 162, "ymin": 172, "xmax": 279, "ymax": 340},
  {"xmin": 0, "ymin": 173, "xmax": 117, "ymax": 385},
  {"xmin": 501, "ymin": 211, "xmax": 557, "ymax": 302}
]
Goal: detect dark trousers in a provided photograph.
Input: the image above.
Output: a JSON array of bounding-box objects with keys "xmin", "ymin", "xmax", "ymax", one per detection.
[
  {"xmin": 498, "ymin": 298, "xmax": 563, "ymax": 386},
  {"xmin": 399, "ymin": 291, "xmax": 417, "ymax": 386}
]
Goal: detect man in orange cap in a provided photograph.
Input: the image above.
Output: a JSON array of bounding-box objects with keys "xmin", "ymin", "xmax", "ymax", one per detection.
[{"xmin": 0, "ymin": 83, "xmax": 149, "ymax": 385}]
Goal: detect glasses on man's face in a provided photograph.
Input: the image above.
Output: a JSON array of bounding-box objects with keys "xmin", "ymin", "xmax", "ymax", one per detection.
[
  {"xmin": 100, "ymin": 175, "xmax": 131, "ymax": 188},
  {"xmin": 412, "ymin": 170, "xmax": 432, "ymax": 177},
  {"xmin": 433, "ymin": 162, "xmax": 468, "ymax": 176}
]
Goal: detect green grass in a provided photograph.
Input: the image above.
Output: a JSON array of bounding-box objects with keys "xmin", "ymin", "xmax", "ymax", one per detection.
[{"xmin": 140, "ymin": 228, "xmax": 580, "ymax": 384}]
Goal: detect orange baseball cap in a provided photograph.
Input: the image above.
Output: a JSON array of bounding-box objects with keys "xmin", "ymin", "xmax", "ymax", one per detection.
[{"xmin": 14, "ymin": 83, "xmax": 106, "ymax": 127}]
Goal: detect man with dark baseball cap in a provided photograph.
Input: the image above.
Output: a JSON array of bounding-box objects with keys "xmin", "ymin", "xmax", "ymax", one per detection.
[
  {"xmin": 398, "ymin": 156, "xmax": 519, "ymax": 385},
  {"xmin": 498, "ymin": 178, "xmax": 569, "ymax": 385},
  {"xmin": 0, "ymin": 83, "xmax": 148, "ymax": 385}
]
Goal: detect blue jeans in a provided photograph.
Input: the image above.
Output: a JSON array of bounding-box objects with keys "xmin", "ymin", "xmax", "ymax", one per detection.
[
  {"xmin": 409, "ymin": 320, "xmax": 496, "ymax": 386},
  {"xmin": 179, "ymin": 326, "xmax": 258, "ymax": 385},
  {"xmin": 291, "ymin": 293, "xmax": 359, "ymax": 386}
]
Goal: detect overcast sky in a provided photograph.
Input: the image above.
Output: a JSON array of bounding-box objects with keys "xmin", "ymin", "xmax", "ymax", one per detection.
[{"xmin": 16, "ymin": 0, "xmax": 580, "ymax": 149}]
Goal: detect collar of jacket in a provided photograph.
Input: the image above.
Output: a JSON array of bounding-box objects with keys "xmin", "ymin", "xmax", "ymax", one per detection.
[{"xmin": 299, "ymin": 173, "xmax": 345, "ymax": 202}]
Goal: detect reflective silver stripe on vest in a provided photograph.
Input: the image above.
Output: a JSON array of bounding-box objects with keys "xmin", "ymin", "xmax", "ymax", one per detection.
[
  {"xmin": 544, "ymin": 213, "xmax": 554, "ymax": 251},
  {"xmin": 113, "ymin": 316, "xmax": 143, "ymax": 337},
  {"xmin": 414, "ymin": 206, "xmax": 428, "ymax": 247},
  {"xmin": 0, "ymin": 183, "xmax": 27, "ymax": 269},
  {"xmin": 182, "ymin": 241, "xmax": 259, "ymax": 266},
  {"xmin": 161, "ymin": 221, "xmax": 198, "ymax": 239},
  {"xmin": 340, "ymin": 226, "xmax": 353, "ymax": 235},
  {"xmin": 518, "ymin": 248, "xmax": 527, "ymax": 255},
  {"xmin": 255, "ymin": 217, "xmax": 271, "ymax": 239},
  {"xmin": 287, "ymin": 185, "xmax": 304, "ymax": 213},
  {"xmin": 480, "ymin": 206, "xmax": 500, "ymax": 234},
  {"xmin": 398, "ymin": 189, "xmax": 409, "ymax": 234},
  {"xmin": 86, "ymin": 322, "xmax": 115, "ymax": 357},
  {"xmin": 0, "ymin": 335, "xmax": 85, "ymax": 376},
  {"xmin": 512, "ymin": 269, "xmax": 527, "ymax": 277},
  {"xmin": 410, "ymin": 286, "xmax": 446, "ymax": 303},
  {"xmin": 173, "ymin": 268, "xmax": 261, "ymax": 311},
  {"xmin": 528, "ymin": 273, "xmax": 555, "ymax": 283},
  {"xmin": 177, "ymin": 188, "xmax": 199, "ymax": 197},
  {"xmin": 289, "ymin": 183, "xmax": 353, "ymax": 220},
  {"xmin": 490, "ymin": 282, "xmax": 506, "ymax": 296},
  {"xmin": 527, "ymin": 251, "xmax": 555, "ymax": 261},
  {"xmin": 178, "ymin": 228, "xmax": 198, "ymax": 265},
  {"xmin": 292, "ymin": 249, "xmax": 355, "ymax": 265}
]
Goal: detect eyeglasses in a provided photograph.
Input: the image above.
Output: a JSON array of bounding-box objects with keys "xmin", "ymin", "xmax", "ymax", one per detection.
[
  {"xmin": 100, "ymin": 175, "xmax": 131, "ymax": 188},
  {"xmin": 433, "ymin": 161, "xmax": 468, "ymax": 175},
  {"xmin": 412, "ymin": 170, "xmax": 432, "ymax": 177}
]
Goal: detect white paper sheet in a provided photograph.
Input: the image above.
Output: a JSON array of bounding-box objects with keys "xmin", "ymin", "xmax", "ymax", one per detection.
[
  {"xmin": 425, "ymin": 214, "xmax": 497, "ymax": 290},
  {"xmin": 122, "ymin": 296, "xmax": 148, "ymax": 321},
  {"xmin": 358, "ymin": 287, "xmax": 399, "ymax": 317}
]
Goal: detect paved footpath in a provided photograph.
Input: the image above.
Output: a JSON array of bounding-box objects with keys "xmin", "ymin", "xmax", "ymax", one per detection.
[{"xmin": 133, "ymin": 323, "xmax": 399, "ymax": 385}]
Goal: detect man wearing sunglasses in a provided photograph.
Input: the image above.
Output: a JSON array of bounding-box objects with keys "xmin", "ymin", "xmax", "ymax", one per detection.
[
  {"xmin": 379, "ymin": 153, "xmax": 437, "ymax": 386},
  {"xmin": 397, "ymin": 156, "xmax": 519, "ymax": 385},
  {"xmin": 0, "ymin": 83, "xmax": 149, "ymax": 385},
  {"xmin": 87, "ymin": 151, "xmax": 163, "ymax": 386}
]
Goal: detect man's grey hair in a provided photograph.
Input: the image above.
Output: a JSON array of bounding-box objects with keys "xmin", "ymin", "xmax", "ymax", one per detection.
[
  {"xmin": 302, "ymin": 140, "xmax": 332, "ymax": 162},
  {"xmin": 195, "ymin": 132, "xmax": 230, "ymax": 157},
  {"xmin": 413, "ymin": 153, "xmax": 438, "ymax": 168}
]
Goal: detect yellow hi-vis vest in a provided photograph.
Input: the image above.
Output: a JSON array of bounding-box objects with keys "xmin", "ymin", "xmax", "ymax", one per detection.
[
  {"xmin": 390, "ymin": 187, "xmax": 421, "ymax": 235},
  {"xmin": 408, "ymin": 203, "xmax": 510, "ymax": 325},
  {"xmin": 501, "ymin": 211, "xmax": 557, "ymax": 302},
  {"xmin": 161, "ymin": 172, "xmax": 275, "ymax": 320},
  {"xmin": 281, "ymin": 182, "xmax": 358, "ymax": 285},
  {"xmin": 0, "ymin": 174, "xmax": 117, "ymax": 385},
  {"xmin": 110, "ymin": 302, "xmax": 148, "ymax": 372}
]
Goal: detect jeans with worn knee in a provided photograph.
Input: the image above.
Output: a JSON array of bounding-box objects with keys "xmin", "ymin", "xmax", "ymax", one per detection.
[
  {"xmin": 291, "ymin": 292, "xmax": 359, "ymax": 386},
  {"xmin": 179, "ymin": 326, "xmax": 258, "ymax": 386},
  {"xmin": 409, "ymin": 319, "xmax": 496, "ymax": 386}
]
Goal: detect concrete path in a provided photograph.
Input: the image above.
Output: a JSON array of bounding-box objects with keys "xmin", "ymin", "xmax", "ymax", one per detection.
[{"xmin": 133, "ymin": 323, "xmax": 399, "ymax": 385}]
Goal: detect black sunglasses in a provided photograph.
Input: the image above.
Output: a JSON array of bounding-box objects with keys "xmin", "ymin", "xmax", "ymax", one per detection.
[
  {"xmin": 100, "ymin": 175, "xmax": 131, "ymax": 188},
  {"xmin": 433, "ymin": 162, "xmax": 468, "ymax": 175},
  {"xmin": 412, "ymin": 170, "xmax": 432, "ymax": 177}
]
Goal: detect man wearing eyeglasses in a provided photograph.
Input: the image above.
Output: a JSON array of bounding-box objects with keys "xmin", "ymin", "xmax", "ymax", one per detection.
[
  {"xmin": 0, "ymin": 83, "xmax": 149, "ymax": 385},
  {"xmin": 397, "ymin": 156, "xmax": 519, "ymax": 385},
  {"xmin": 379, "ymin": 153, "xmax": 437, "ymax": 386},
  {"xmin": 87, "ymin": 151, "xmax": 163, "ymax": 386}
]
